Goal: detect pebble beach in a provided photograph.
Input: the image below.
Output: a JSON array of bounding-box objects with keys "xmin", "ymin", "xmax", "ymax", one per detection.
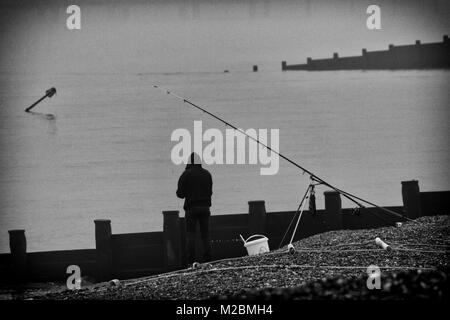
[{"xmin": 9, "ymin": 215, "xmax": 447, "ymax": 300}]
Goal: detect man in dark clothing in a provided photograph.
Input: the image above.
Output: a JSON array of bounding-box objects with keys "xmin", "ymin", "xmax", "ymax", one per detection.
[{"xmin": 176, "ymin": 152, "xmax": 213, "ymax": 265}]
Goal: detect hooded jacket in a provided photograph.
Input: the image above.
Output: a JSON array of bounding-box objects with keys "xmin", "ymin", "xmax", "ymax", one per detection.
[{"xmin": 176, "ymin": 164, "xmax": 213, "ymax": 211}]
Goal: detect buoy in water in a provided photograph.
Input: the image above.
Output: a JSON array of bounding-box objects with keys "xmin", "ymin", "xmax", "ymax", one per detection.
[{"xmin": 25, "ymin": 87, "xmax": 57, "ymax": 113}]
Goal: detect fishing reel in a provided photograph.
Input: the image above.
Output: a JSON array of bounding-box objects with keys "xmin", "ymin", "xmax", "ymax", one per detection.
[{"xmin": 351, "ymin": 206, "xmax": 364, "ymax": 216}]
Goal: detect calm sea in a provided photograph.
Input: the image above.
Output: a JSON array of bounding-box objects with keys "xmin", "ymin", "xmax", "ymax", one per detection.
[{"xmin": 0, "ymin": 70, "xmax": 449, "ymax": 253}]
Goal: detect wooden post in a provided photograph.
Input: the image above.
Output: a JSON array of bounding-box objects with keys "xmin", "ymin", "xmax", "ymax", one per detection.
[
  {"xmin": 179, "ymin": 217, "xmax": 187, "ymax": 268},
  {"xmin": 401, "ymin": 180, "xmax": 422, "ymax": 219},
  {"xmin": 94, "ymin": 219, "xmax": 112, "ymax": 281},
  {"xmin": 332, "ymin": 53, "xmax": 339, "ymax": 70},
  {"xmin": 362, "ymin": 48, "xmax": 368, "ymax": 69},
  {"xmin": 8, "ymin": 229, "xmax": 27, "ymax": 282},
  {"xmin": 248, "ymin": 200, "xmax": 266, "ymax": 235},
  {"xmin": 163, "ymin": 210, "xmax": 181, "ymax": 271},
  {"xmin": 281, "ymin": 61, "xmax": 287, "ymax": 71},
  {"xmin": 388, "ymin": 44, "xmax": 396, "ymax": 69},
  {"xmin": 253, "ymin": 65, "xmax": 258, "ymax": 72},
  {"xmin": 324, "ymin": 191, "xmax": 342, "ymax": 230},
  {"xmin": 415, "ymin": 40, "xmax": 423, "ymax": 67},
  {"xmin": 307, "ymin": 57, "xmax": 313, "ymax": 70}
]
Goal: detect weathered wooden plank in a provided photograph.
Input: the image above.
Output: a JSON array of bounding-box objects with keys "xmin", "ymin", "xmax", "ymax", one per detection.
[
  {"xmin": 210, "ymin": 227, "xmax": 249, "ymax": 240},
  {"xmin": 27, "ymin": 249, "xmax": 96, "ymax": 264},
  {"xmin": 113, "ymin": 245, "xmax": 164, "ymax": 270},
  {"xmin": 421, "ymin": 191, "xmax": 450, "ymax": 216},
  {"xmin": 112, "ymin": 232, "xmax": 163, "ymax": 248}
]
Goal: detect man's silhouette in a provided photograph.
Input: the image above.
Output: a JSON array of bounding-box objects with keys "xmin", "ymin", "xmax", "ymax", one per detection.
[{"xmin": 176, "ymin": 152, "xmax": 213, "ymax": 265}]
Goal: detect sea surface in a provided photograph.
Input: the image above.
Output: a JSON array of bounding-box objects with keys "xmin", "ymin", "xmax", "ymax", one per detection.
[{"xmin": 0, "ymin": 70, "xmax": 449, "ymax": 253}]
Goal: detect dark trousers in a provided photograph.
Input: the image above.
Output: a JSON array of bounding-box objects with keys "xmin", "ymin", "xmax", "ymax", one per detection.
[{"xmin": 185, "ymin": 207, "xmax": 212, "ymax": 264}]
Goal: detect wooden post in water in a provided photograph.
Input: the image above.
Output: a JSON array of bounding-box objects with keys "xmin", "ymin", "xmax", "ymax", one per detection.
[
  {"xmin": 307, "ymin": 57, "xmax": 312, "ymax": 69},
  {"xmin": 248, "ymin": 200, "xmax": 267, "ymax": 235},
  {"xmin": 401, "ymin": 180, "xmax": 422, "ymax": 219},
  {"xmin": 8, "ymin": 229, "xmax": 27, "ymax": 282},
  {"xmin": 324, "ymin": 191, "xmax": 342, "ymax": 230},
  {"xmin": 388, "ymin": 44, "xmax": 397, "ymax": 69},
  {"xmin": 362, "ymin": 48, "xmax": 368, "ymax": 69},
  {"xmin": 94, "ymin": 219, "xmax": 112, "ymax": 281},
  {"xmin": 414, "ymin": 40, "xmax": 423, "ymax": 68},
  {"xmin": 163, "ymin": 210, "xmax": 181, "ymax": 271}
]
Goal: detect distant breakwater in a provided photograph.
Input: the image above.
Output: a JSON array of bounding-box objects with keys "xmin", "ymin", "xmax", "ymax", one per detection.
[{"xmin": 282, "ymin": 35, "xmax": 450, "ymax": 71}]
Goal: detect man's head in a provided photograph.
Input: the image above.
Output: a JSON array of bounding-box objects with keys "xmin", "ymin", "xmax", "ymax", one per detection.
[{"xmin": 186, "ymin": 152, "xmax": 202, "ymax": 169}]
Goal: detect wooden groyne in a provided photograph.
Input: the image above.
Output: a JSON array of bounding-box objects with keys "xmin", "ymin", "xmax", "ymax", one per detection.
[
  {"xmin": 282, "ymin": 35, "xmax": 450, "ymax": 71},
  {"xmin": 0, "ymin": 180, "xmax": 449, "ymax": 284}
]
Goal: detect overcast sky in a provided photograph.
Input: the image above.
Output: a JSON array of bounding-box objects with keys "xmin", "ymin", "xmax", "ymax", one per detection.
[{"xmin": 0, "ymin": 0, "xmax": 449, "ymax": 73}]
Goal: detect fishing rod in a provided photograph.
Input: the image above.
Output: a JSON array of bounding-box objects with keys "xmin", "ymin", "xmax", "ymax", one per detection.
[{"xmin": 154, "ymin": 85, "xmax": 411, "ymax": 223}]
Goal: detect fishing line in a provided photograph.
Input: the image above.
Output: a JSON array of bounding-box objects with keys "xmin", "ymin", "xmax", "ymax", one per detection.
[
  {"xmin": 153, "ymin": 85, "xmax": 413, "ymax": 224},
  {"xmin": 389, "ymin": 242, "xmax": 450, "ymax": 248},
  {"xmin": 119, "ymin": 232, "xmax": 447, "ymax": 289},
  {"xmin": 123, "ymin": 264, "xmax": 437, "ymax": 288},
  {"xmin": 360, "ymin": 207, "xmax": 396, "ymax": 226}
]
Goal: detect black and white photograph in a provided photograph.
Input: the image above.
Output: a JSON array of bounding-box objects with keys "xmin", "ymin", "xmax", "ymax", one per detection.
[{"xmin": 0, "ymin": 0, "xmax": 449, "ymax": 314}]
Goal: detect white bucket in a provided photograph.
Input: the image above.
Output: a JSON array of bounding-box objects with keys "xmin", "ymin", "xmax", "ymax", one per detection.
[{"xmin": 240, "ymin": 234, "xmax": 270, "ymax": 256}]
